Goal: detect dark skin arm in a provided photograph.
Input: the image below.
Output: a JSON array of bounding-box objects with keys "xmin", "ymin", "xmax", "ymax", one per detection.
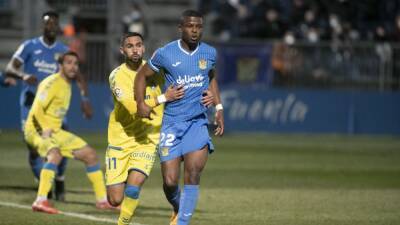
[
  {"xmin": 134, "ymin": 63, "xmax": 157, "ymax": 118},
  {"xmin": 209, "ymin": 69, "xmax": 224, "ymax": 136},
  {"xmin": 6, "ymin": 58, "xmax": 37, "ymax": 84}
]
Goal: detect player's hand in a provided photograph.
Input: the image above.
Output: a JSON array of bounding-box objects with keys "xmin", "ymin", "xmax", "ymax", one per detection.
[
  {"xmin": 201, "ymin": 90, "xmax": 214, "ymax": 107},
  {"xmin": 42, "ymin": 129, "xmax": 53, "ymax": 138},
  {"xmin": 22, "ymin": 74, "xmax": 38, "ymax": 85},
  {"xmin": 81, "ymin": 100, "xmax": 93, "ymax": 119},
  {"xmin": 214, "ymin": 110, "xmax": 224, "ymax": 136},
  {"xmin": 137, "ymin": 102, "xmax": 153, "ymax": 119},
  {"xmin": 4, "ymin": 77, "xmax": 17, "ymax": 86},
  {"xmin": 165, "ymin": 85, "xmax": 184, "ymax": 102}
]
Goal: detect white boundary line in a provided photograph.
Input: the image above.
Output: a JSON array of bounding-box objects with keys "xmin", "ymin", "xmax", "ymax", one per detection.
[{"xmin": 0, "ymin": 201, "xmax": 147, "ymax": 225}]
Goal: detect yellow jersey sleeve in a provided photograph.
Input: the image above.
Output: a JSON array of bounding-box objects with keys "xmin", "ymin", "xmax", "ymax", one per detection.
[
  {"xmin": 109, "ymin": 67, "xmax": 158, "ymax": 116},
  {"xmin": 110, "ymin": 67, "xmax": 138, "ymax": 115}
]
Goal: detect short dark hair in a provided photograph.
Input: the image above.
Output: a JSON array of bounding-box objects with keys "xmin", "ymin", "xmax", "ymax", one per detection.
[
  {"xmin": 180, "ymin": 9, "xmax": 203, "ymax": 24},
  {"xmin": 42, "ymin": 11, "xmax": 59, "ymax": 21},
  {"xmin": 58, "ymin": 51, "xmax": 79, "ymax": 64},
  {"xmin": 120, "ymin": 32, "xmax": 144, "ymax": 46}
]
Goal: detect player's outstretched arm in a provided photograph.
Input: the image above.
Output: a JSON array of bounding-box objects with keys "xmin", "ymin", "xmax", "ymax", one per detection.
[
  {"xmin": 5, "ymin": 58, "xmax": 37, "ymax": 85},
  {"xmin": 75, "ymin": 72, "xmax": 93, "ymax": 119},
  {"xmin": 134, "ymin": 63, "xmax": 156, "ymax": 118},
  {"xmin": 209, "ymin": 69, "xmax": 224, "ymax": 136}
]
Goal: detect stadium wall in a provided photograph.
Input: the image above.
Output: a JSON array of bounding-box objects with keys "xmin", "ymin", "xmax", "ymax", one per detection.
[{"xmin": 0, "ymin": 84, "xmax": 399, "ymax": 135}]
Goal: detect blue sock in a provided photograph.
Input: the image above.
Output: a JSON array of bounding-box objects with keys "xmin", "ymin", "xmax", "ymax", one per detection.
[
  {"xmin": 177, "ymin": 185, "xmax": 199, "ymax": 225},
  {"xmin": 57, "ymin": 157, "xmax": 68, "ymax": 177},
  {"xmin": 164, "ymin": 184, "xmax": 180, "ymax": 212},
  {"xmin": 29, "ymin": 153, "xmax": 44, "ymax": 179}
]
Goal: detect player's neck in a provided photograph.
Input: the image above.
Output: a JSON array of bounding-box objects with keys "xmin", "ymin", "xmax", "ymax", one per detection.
[
  {"xmin": 180, "ymin": 39, "xmax": 198, "ymax": 52},
  {"xmin": 43, "ymin": 36, "xmax": 56, "ymax": 46},
  {"xmin": 59, "ymin": 72, "xmax": 71, "ymax": 84},
  {"xmin": 125, "ymin": 59, "xmax": 142, "ymax": 71}
]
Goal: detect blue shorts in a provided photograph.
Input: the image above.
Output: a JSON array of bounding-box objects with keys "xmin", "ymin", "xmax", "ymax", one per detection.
[{"xmin": 158, "ymin": 114, "xmax": 214, "ymax": 162}]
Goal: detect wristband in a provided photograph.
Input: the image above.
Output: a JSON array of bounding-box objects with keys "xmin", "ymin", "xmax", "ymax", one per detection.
[
  {"xmin": 22, "ymin": 74, "xmax": 30, "ymax": 81},
  {"xmin": 81, "ymin": 95, "xmax": 90, "ymax": 102},
  {"xmin": 157, "ymin": 94, "xmax": 167, "ymax": 104},
  {"xmin": 216, "ymin": 104, "xmax": 223, "ymax": 111}
]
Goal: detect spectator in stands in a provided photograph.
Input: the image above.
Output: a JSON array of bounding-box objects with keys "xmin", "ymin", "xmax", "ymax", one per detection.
[{"xmin": 122, "ymin": 2, "xmax": 148, "ymax": 38}]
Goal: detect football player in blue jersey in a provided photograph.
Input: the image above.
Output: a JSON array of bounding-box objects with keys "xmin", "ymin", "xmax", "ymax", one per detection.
[
  {"xmin": 5, "ymin": 11, "xmax": 93, "ymax": 201},
  {"xmin": 134, "ymin": 9, "xmax": 224, "ymax": 225}
]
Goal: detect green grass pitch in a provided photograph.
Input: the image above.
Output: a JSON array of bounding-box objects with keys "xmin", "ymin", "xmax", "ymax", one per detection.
[{"xmin": 0, "ymin": 130, "xmax": 399, "ymax": 225}]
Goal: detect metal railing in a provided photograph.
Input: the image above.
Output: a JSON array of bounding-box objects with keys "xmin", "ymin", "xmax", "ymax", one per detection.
[{"xmin": 270, "ymin": 41, "xmax": 399, "ymax": 91}]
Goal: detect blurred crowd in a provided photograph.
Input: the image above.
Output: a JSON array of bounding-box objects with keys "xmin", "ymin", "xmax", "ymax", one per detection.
[{"xmin": 198, "ymin": 0, "xmax": 400, "ymax": 43}]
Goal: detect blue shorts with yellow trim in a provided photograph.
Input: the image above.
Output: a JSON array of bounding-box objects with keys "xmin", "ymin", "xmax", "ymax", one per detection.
[{"xmin": 158, "ymin": 113, "xmax": 214, "ymax": 162}]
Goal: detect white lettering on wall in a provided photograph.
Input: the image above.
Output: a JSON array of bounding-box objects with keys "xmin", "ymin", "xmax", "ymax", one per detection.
[{"xmin": 221, "ymin": 90, "xmax": 308, "ymax": 124}]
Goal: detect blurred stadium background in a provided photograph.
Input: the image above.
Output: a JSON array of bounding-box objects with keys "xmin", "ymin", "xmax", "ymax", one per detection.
[{"xmin": 0, "ymin": 0, "xmax": 399, "ymax": 225}]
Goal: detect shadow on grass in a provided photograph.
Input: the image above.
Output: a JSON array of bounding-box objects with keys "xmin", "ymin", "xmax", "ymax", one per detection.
[{"xmin": 0, "ymin": 185, "xmax": 92, "ymax": 195}]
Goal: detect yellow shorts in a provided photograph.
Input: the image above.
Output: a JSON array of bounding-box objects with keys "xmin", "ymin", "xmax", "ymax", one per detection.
[
  {"xmin": 105, "ymin": 144, "xmax": 157, "ymax": 186},
  {"xmin": 24, "ymin": 128, "xmax": 87, "ymax": 158}
]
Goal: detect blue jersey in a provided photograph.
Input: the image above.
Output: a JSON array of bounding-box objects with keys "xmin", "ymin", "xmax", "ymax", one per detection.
[
  {"xmin": 148, "ymin": 40, "xmax": 217, "ymax": 123},
  {"xmin": 13, "ymin": 36, "xmax": 68, "ymax": 105}
]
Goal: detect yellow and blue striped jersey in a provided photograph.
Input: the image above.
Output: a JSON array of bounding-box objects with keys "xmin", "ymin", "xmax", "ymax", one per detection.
[
  {"xmin": 25, "ymin": 73, "xmax": 71, "ymax": 133},
  {"xmin": 108, "ymin": 62, "xmax": 164, "ymax": 150}
]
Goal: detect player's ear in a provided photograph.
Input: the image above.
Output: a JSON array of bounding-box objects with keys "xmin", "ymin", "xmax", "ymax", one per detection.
[
  {"xmin": 178, "ymin": 23, "xmax": 183, "ymax": 34},
  {"xmin": 119, "ymin": 46, "xmax": 124, "ymax": 55}
]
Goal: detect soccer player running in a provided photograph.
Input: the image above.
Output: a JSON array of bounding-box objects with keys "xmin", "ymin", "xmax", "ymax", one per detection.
[
  {"xmin": 5, "ymin": 11, "xmax": 93, "ymax": 200},
  {"xmin": 26, "ymin": 51, "xmax": 112, "ymax": 214},
  {"xmin": 134, "ymin": 10, "xmax": 224, "ymax": 225},
  {"xmin": 106, "ymin": 32, "xmax": 214, "ymax": 225}
]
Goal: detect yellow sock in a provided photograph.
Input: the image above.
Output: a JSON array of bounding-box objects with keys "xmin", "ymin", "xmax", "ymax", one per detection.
[
  {"xmin": 118, "ymin": 197, "xmax": 139, "ymax": 225},
  {"xmin": 86, "ymin": 166, "xmax": 107, "ymax": 201},
  {"xmin": 37, "ymin": 163, "xmax": 57, "ymax": 198}
]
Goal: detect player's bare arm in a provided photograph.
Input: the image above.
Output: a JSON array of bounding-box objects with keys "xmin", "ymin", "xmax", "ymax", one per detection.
[
  {"xmin": 161, "ymin": 85, "xmax": 185, "ymax": 104},
  {"xmin": 134, "ymin": 63, "xmax": 156, "ymax": 118},
  {"xmin": 75, "ymin": 72, "xmax": 93, "ymax": 119},
  {"xmin": 202, "ymin": 89, "xmax": 214, "ymax": 107},
  {"xmin": 5, "ymin": 58, "xmax": 38, "ymax": 85},
  {"xmin": 209, "ymin": 68, "xmax": 224, "ymax": 136}
]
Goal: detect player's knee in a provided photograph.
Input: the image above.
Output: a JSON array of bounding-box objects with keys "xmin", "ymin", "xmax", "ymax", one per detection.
[
  {"xmin": 107, "ymin": 192, "xmax": 123, "ymax": 207},
  {"xmin": 163, "ymin": 175, "xmax": 179, "ymax": 187},
  {"xmin": 125, "ymin": 185, "xmax": 141, "ymax": 200},
  {"xmin": 185, "ymin": 168, "xmax": 201, "ymax": 185},
  {"xmin": 47, "ymin": 148, "xmax": 63, "ymax": 164},
  {"xmin": 82, "ymin": 147, "xmax": 98, "ymax": 164}
]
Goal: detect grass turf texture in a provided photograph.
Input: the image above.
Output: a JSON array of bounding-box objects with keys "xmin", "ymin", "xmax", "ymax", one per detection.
[{"xmin": 0, "ymin": 130, "xmax": 399, "ymax": 225}]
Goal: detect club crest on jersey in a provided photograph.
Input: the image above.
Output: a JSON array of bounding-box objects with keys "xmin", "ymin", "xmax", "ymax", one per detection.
[
  {"xmin": 161, "ymin": 147, "xmax": 169, "ymax": 156},
  {"xmin": 198, "ymin": 59, "xmax": 207, "ymax": 70},
  {"xmin": 114, "ymin": 87, "xmax": 123, "ymax": 98}
]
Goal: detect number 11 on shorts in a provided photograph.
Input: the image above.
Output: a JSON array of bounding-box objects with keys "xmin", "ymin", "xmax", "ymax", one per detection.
[{"xmin": 107, "ymin": 157, "xmax": 116, "ymax": 170}]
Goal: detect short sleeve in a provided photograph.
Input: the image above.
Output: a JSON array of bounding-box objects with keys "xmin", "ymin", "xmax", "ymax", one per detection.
[
  {"xmin": 13, "ymin": 40, "xmax": 32, "ymax": 63},
  {"xmin": 148, "ymin": 48, "xmax": 164, "ymax": 73}
]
